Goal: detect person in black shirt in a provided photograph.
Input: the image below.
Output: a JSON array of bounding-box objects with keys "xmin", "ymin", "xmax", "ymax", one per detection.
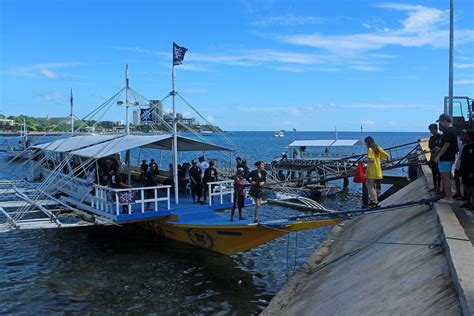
[
  {"xmin": 203, "ymin": 160, "xmax": 218, "ymax": 204},
  {"xmin": 459, "ymin": 131, "xmax": 474, "ymax": 209},
  {"xmin": 145, "ymin": 163, "xmax": 159, "ymax": 209},
  {"xmin": 189, "ymin": 160, "xmax": 202, "ymax": 204},
  {"xmin": 248, "ymin": 160, "xmax": 267, "ymax": 222},
  {"xmin": 109, "ymin": 163, "xmax": 132, "ymax": 213},
  {"xmin": 434, "ymin": 114, "xmax": 458, "ymax": 203},
  {"xmin": 149, "ymin": 159, "xmax": 158, "ymax": 172},
  {"xmin": 428, "ymin": 123, "xmax": 442, "ymax": 193},
  {"xmin": 140, "ymin": 160, "xmax": 148, "ymax": 182}
]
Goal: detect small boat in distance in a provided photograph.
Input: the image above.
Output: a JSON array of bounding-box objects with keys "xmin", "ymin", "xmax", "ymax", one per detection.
[
  {"xmin": 274, "ymin": 130, "xmax": 284, "ymax": 138},
  {"xmin": 200, "ymin": 130, "xmax": 213, "ymax": 136}
]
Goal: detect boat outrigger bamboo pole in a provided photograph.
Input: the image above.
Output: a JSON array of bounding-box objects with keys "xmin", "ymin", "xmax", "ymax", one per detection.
[{"xmin": 172, "ymin": 59, "xmax": 179, "ymax": 204}]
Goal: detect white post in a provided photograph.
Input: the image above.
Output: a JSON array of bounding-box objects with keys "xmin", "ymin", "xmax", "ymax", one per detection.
[
  {"xmin": 447, "ymin": 0, "xmax": 454, "ymax": 116},
  {"xmin": 219, "ymin": 183, "xmax": 223, "ymax": 204},
  {"xmin": 171, "ymin": 64, "xmax": 179, "ymax": 204},
  {"xmin": 115, "ymin": 192, "xmax": 119, "ymax": 215},
  {"xmin": 155, "ymin": 188, "xmax": 158, "ymax": 211},
  {"xmin": 167, "ymin": 187, "xmax": 171, "ymax": 210},
  {"xmin": 125, "ymin": 64, "xmax": 130, "ymax": 134},
  {"xmin": 70, "ymin": 88, "xmax": 74, "ymax": 135},
  {"xmin": 141, "ymin": 189, "xmax": 145, "ymax": 213},
  {"xmin": 207, "ymin": 183, "xmax": 211, "ymax": 205}
]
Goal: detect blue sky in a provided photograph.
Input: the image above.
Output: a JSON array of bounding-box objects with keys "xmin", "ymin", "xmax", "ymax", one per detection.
[{"xmin": 1, "ymin": 0, "xmax": 473, "ymax": 131}]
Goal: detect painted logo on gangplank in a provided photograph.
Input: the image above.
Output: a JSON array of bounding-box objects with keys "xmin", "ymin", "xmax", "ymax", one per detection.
[{"xmin": 187, "ymin": 229, "xmax": 214, "ymax": 250}]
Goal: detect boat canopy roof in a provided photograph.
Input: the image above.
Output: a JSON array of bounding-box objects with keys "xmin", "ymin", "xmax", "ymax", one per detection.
[
  {"xmin": 32, "ymin": 135, "xmax": 121, "ymax": 153},
  {"xmin": 69, "ymin": 134, "xmax": 231, "ymax": 158},
  {"xmin": 289, "ymin": 139, "xmax": 362, "ymax": 147}
]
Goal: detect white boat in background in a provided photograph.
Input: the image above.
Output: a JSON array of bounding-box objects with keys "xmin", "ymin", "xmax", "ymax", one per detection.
[
  {"xmin": 201, "ymin": 130, "xmax": 213, "ymax": 136},
  {"xmin": 274, "ymin": 130, "xmax": 284, "ymax": 138}
]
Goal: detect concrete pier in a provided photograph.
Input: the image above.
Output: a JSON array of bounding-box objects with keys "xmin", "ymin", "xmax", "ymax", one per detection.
[{"xmin": 263, "ymin": 166, "xmax": 473, "ymax": 315}]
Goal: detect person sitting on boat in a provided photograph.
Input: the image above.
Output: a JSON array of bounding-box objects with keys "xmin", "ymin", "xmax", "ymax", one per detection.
[
  {"xmin": 189, "ymin": 160, "xmax": 202, "ymax": 204},
  {"xmin": 109, "ymin": 163, "xmax": 132, "ymax": 189},
  {"xmin": 109, "ymin": 163, "xmax": 133, "ymax": 213},
  {"xmin": 140, "ymin": 159, "xmax": 148, "ymax": 182},
  {"xmin": 248, "ymin": 160, "xmax": 267, "ymax": 222},
  {"xmin": 230, "ymin": 167, "xmax": 250, "ymax": 222},
  {"xmin": 364, "ymin": 136, "xmax": 389, "ymax": 208},
  {"xmin": 202, "ymin": 160, "xmax": 218, "ymax": 204},
  {"xmin": 145, "ymin": 163, "xmax": 159, "ymax": 210}
]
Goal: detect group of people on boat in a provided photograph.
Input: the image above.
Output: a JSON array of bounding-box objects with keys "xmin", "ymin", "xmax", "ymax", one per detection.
[
  {"xmin": 138, "ymin": 155, "xmax": 220, "ymax": 205},
  {"xmin": 428, "ymin": 114, "xmax": 474, "ymax": 209}
]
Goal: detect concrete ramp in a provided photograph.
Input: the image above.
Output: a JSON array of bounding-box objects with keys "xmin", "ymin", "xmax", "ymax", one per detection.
[{"xmin": 263, "ymin": 175, "xmax": 461, "ymax": 315}]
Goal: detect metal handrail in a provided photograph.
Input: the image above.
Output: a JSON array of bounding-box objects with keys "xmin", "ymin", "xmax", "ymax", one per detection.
[
  {"xmin": 93, "ymin": 184, "xmax": 171, "ymax": 215},
  {"xmin": 207, "ymin": 180, "xmax": 234, "ymax": 205}
]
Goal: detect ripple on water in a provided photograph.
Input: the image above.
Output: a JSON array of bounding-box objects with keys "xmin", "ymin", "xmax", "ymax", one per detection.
[{"xmin": 0, "ymin": 186, "xmax": 360, "ymax": 313}]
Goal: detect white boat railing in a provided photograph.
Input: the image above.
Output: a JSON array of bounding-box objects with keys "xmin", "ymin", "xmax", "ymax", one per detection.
[
  {"xmin": 92, "ymin": 184, "xmax": 171, "ymax": 215},
  {"xmin": 207, "ymin": 180, "xmax": 234, "ymax": 206}
]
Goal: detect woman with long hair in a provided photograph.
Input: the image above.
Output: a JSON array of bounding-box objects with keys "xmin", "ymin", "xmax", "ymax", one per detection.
[
  {"xmin": 248, "ymin": 160, "xmax": 267, "ymax": 222},
  {"xmin": 364, "ymin": 136, "xmax": 389, "ymax": 207}
]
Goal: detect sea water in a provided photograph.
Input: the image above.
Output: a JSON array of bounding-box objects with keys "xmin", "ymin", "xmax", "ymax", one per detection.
[{"xmin": 0, "ymin": 131, "xmax": 426, "ymax": 314}]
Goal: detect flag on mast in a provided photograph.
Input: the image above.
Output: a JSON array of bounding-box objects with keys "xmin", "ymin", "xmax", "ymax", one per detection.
[
  {"xmin": 70, "ymin": 89, "xmax": 73, "ymax": 104},
  {"xmin": 173, "ymin": 42, "xmax": 188, "ymax": 66}
]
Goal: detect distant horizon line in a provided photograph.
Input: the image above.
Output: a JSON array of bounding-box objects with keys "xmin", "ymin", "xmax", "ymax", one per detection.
[{"xmin": 225, "ymin": 130, "xmax": 427, "ymax": 133}]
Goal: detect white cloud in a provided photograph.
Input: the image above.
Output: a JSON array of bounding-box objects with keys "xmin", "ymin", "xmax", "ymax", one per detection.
[
  {"xmin": 455, "ymin": 79, "xmax": 474, "ymax": 85},
  {"xmin": 273, "ymin": 4, "xmax": 474, "ymax": 55},
  {"xmin": 40, "ymin": 68, "xmax": 59, "ymax": 80},
  {"xmin": 182, "ymin": 88, "xmax": 208, "ymax": 93},
  {"xmin": 454, "ymin": 63, "xmax": 474, "ymax": 69},
  {"xmin": 251, "ymin": 15, "xmax": 326, "ymax": 27},
  {"xmin": 177, "ymin": 64, "xmax": 209, "ymax": 72},
  {"xmin": 3, "ymin": 62, "xmax": 85, "ymax": 79},
  {"xmin": 34, "ymin": 90, "xmax": 67, "ymax": 103},
  {"xmin": 361, "ymin": 119, "xmax": 376, "ymax": 126},
  {"xmin": 341, "ymin": 103, "xmax": 434, "ymax": 109}
]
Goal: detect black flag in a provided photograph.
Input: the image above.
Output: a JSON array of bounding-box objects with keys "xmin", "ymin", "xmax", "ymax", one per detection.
[{"xmin": 173, "ymin": 42, "xmax": 188, "ymax": 66}]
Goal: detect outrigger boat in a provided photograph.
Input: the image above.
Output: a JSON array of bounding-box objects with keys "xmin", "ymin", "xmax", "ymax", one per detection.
[
  {"xmin": 0, "ymin": 45, "xmax": 340, "ymax": 255},
  {"xmin": 1, "ymin": 133, "xmax": 340, "ymax": 255}
]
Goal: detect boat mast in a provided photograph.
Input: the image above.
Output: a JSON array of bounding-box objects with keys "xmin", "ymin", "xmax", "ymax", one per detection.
[
  {"xmin": 125, "ymin": 64, "xmax": 130, "ymax": 134},
  {"xmin": 171, "ymin": 54, "xmax": 179, "ymax": 204},
  {"xmin": 447, "ymin": 0, "xmax": 454, "ymax": 116},
  {"xmin": 23, "ymin": 118, "xmax": 28, "ymax": 148},
  {"xmin": 70, "ymin": 89, "xmax": 74, "ymax": 135},
  {"xmin": 335, "ymin": 126, "xmax": 338, "ymax": 140}
]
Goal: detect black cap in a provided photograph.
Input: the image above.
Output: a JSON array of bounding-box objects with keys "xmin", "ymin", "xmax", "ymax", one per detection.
[{"xmin": 436, "ymin": 114, "xmax": 452, "ymax": 123}]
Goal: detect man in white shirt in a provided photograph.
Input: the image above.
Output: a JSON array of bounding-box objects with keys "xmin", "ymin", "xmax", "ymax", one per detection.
[{"xmin": 198, "ymin": 156, "xmax": 209, "ymax": 203}]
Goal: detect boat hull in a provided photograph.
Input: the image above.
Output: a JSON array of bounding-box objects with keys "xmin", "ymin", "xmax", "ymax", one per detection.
[{"xmin": 142, "ymin": 218, "xmax": 340, "ymax": 255}]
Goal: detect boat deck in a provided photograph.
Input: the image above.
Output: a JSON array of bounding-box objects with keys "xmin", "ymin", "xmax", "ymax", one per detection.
[{"xmin": 64, "ymin": 190, "xmax": 254, "ymax": 224}]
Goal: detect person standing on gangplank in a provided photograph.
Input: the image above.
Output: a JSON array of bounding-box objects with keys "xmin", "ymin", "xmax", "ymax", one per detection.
[
  {"xmin": 364, "ymin": 136, "xmax": 389, "ymax": 208},
  {"xmin": 248, "ymin": 161, "xmax": 267, "ymax": 222}
]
